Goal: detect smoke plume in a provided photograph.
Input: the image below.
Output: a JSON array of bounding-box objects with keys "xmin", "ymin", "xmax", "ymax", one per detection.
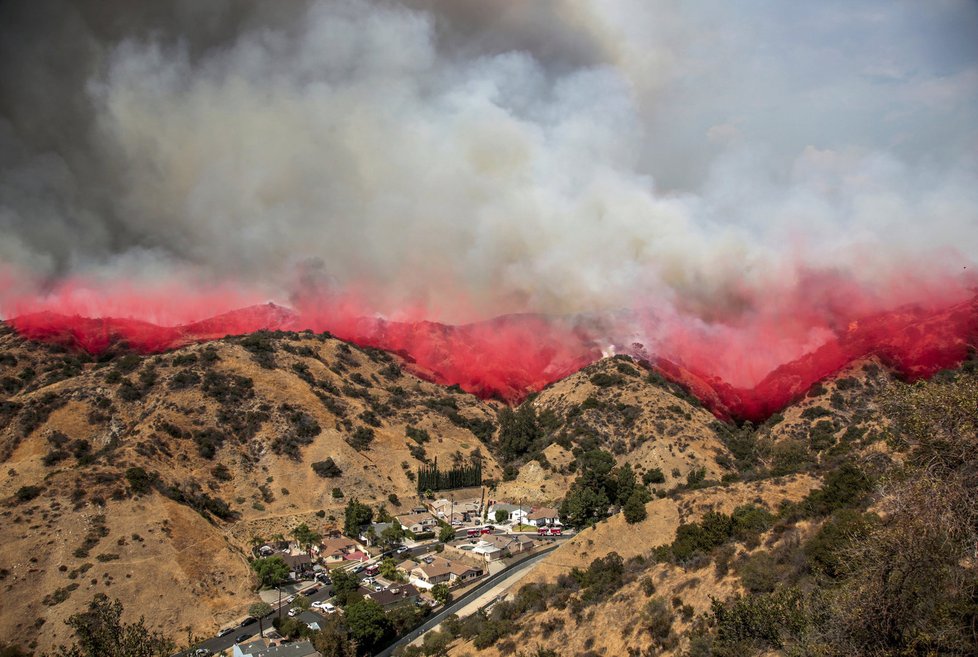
[{"xmin": 2, "ymin": 1, "xmax": 977, "ymax": 416}]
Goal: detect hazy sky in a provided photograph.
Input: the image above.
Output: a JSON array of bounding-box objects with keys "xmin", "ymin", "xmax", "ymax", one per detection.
[{"xmin": 1, "ymin": 0, "xmax": 976, "ymax": 321}]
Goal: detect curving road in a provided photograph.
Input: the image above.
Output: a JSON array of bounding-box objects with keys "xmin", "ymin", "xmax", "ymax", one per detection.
[{"xmin": 373, "ymin": 544, "xmax": 560, "ymax": 657}]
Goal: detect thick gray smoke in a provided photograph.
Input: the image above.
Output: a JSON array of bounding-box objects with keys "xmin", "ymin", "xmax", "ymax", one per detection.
[{"xmin": 1, "ymin": 0, "xmax": 977, "ymax": 321}]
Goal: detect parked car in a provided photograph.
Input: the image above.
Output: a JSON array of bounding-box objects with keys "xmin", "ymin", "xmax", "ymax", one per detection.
[
  {"xmin": 395, "ymin": 546, "xmax": 408, "ymax": 554},
  {"xmin": 217, "ymin": 628, "xmax": 235, "ymax": 638},
  {"xmin": 311, "ymin": 600, "xmax": 329, "ymax": 610},
  {"xmin": 238, "ymin": 616, "xmax": 257, "ymax": 627},
  {"xmin": 315, "ymin": 573, "xmax": 331, "ymax": 584},
  {"xmin": 352, "ymin": 564, "xmax": 366, "ymax": 573},
  {"xmin": 322, "ymin": 603, "xmax": 337, "ymax": 614},
  {"xmin": 235, "ymin": 633, "xmax": 251, "ymax": 644},
  {"xmin": 372, "ymin": 584, "xmax": 383, "ymax": 592},
  {"xmin": 365, "ymin": 564, "xmax": 380, "ymax": 576},
  {"xmin": 362, "ymin": 576, "xmax": 375, "ymax": 584},
  {"xmin": 288, "ymin": 607, "xmax": 301, "ymax": 617},
  {"xmin": 285, "ymin": 594, "xmax": 297, "ymax": 603}
]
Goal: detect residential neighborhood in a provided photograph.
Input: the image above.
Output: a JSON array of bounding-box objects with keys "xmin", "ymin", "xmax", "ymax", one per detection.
[{"xmin": 183, "ymin": 493, "xmax": 570, "ymax": 657}]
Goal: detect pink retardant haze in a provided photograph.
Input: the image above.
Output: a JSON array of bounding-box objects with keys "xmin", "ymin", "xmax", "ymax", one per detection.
[{"xmin": 4, "ymin": 275, "xmax": 977, "ymax": 422}]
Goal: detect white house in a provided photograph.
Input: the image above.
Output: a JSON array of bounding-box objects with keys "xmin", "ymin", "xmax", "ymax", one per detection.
[
  {"xmin": 488, "ymin": 503, "xmax": 528, "ymax": 524},
  {"xmin": 526, "ymin": 507, "xmax": 561, "ymax": 527}
]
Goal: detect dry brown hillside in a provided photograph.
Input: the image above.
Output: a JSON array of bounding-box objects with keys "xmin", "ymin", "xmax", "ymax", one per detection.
[
  {"xmin": 0, "ymin": 326, "xmax": 503, "ymax": 653},
  {"xmin": 0, "ymin": 325, "xmax": 836, "ymax": 655},
  {"xmin": 496, "ymin": 357, "xmax": 734, "ymax": 504},
  {"xmin": 447, "ymin": 475, "xmax": 819, "ymax": 657}
]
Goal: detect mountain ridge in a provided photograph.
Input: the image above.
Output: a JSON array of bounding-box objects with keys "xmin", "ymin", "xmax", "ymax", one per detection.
[{"xmin": 8, "ymin": 293, "xmax": 978, "ymax": 422}]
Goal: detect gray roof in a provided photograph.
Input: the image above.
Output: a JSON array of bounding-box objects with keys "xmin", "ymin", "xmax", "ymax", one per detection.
[{"xmin": 296, "ymin": 610, "xmax": 327, "ymax": 628}]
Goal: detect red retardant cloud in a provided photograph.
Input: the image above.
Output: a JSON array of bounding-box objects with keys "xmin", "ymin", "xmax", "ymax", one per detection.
[{"xmin": 3, "ymin": 272, "xmax": 977, "ymax": 422}]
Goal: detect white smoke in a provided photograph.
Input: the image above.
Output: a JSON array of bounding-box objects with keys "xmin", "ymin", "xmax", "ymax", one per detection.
[{"xmin": 1, "ymin": 0, "xmax": 976, "ymax": 322}]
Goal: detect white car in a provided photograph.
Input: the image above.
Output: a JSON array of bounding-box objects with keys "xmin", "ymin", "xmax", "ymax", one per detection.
[
  {"xmin": 372, "ymin": 584, "xmax": 383, "ymax": 592},
  {"xmin": 362, "ymin": 576, "xmax": 375, "ymax": 584},
  {"xmin": 322, "ymin": 603, "xmax": 337, "ymax": 614},
  {"xmin": 311, "ymin": 600, "xmax": 329, "ymax": 610},
  {"xmin": 288, "ymin": 608, "xmax": 301, "ymax": 617}
]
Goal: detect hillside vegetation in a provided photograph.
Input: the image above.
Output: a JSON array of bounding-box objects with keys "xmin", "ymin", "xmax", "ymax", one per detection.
[
  {"xmin": 0, "ymin": 326, "xmax": 732, "ymax": 653},
  {"xmin": 416, "ymin": 355, "xmax": 978, "ymax": 657}
]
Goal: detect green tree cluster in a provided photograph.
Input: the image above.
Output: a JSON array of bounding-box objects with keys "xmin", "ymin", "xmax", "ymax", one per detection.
[
  {"xmin": 559, "ymin": 452, "xmax": 650, "ymax": 526},
  {"xmin": 344, "ymin": 498, "xmax": 374, "ymax": 537},
  {"xmin": 251, "ymin": 556, "xmax": 290, "ymax": 589}
]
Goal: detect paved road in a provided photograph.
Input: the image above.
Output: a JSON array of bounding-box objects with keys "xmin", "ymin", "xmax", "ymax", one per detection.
[
  {"xmin": 373, "ymin": 544, "xmax": 560, "ymax": 657},
  {"xmin": 175, "ymin": 582, "xmax": 333, "ymax": 656}
]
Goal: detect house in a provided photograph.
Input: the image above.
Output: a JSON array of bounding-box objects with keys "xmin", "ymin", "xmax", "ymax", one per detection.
[
  {"xmin": 407, "ymin": 556, "xmax": 483, "ymax": 587},
  {"xmin": 429, "ymin": 499, "xmax": 454, "ymax": 517},
  {"xmin": 505, "ymin": 534, "xmax": 536, "ymax": 553},
  {"xmin": 466, "ymin": 542, "xmax": 506, "ymax": 562},
  {"xmin": 446, "ymin": 534, "xmax": 533, "ymax": 563},
  {"xmin": 233, "ymin": 638, "xmax": 322, "ymax": 657},
  {"xmin": 319, "ymin": 537, "xmax": 361, "ymax": 563},
  {"xmin": 482, "ymin": 533, "xmax": 532, "ymax": 555},
  {"xmin": 410, "ymin": 558, "xmax": 454, "ymax": 586},
  {"xmin": 280, "ymin": 552, "xmax": 314, "ymax": 577},
  {"xmin": 526, "ymin": 507, "xmax": 561, "ymax": 527},
  {"xmin": 488, "ymin": 503, "xmax": 528, "ymax": 524},
  {"xmin": 397, "ymin": 559, "xmax": 420, "ymax": 579},
  {"xmin": 359, "ymin": 522, "xmax": 394, "ymax": 547},
  {"xmin": 395, "ymin": 511, "xmax": 439, "ymax": 534},
  {"xmin": 344, "ymin": 549, "xmax": 369, "ymax": 563},
  {"xmin": 234, "ymin": 638, "xmax": 270, "ymax": 657},
  {"xmin": 447, "ymin": 560, "xmax": 484, "ymax": 584},
  {"xmin": 430, "ymin": 498, "xmax": 482, "ymax": 521},
  {"xmin": 296, "ymin": 610, "xmax": 328, "ymax": 632},
  {"xmin": 364, "ymin": 583, "xmax": 421, "ymax": 608}
]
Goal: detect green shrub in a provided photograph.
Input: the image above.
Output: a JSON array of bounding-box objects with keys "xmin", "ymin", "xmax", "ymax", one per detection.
[
  {"xmin": 686, "ymin": 467, "xmax": 707, "ymax": 487},
  {"xmin": 643, "ymin": 468, "xmax": 665, "ymax": 485},
  {"xmin": 730, "ymin": 504, "xmax": 774, "ymax": 543},
  {"xmin": 193, "ymin": 428, "xmax": 226, "ymax": 459},
  {"xmin": 211, "ymin": 464, "xmax": 232, "ymax": 482},
  {"xmin": 800, "ymin": 405, "xmax": 831, "ymax": 420},
  {"xmin": 770, "ymin": 439, "xmax": 811, "ymax": 475},
  {"xmin": 124, "ymin": 467, "xmax": 153, "ymax": 495},
  {"xmin": 312, "ymin": 458, "xmax": 342, "ymax": 478},
  {"xmin": 671, "ymin": 512, "xmax": 733, "ymax": 561},
  {"xmin": 710, "ymin": 588, "xmax": 811, "ymax": 655},
  {"xmin": 14, "ymin": 485, "xmax": 42, "ymax": 503},
  {"xmin": 623, "ymin": 491, "xmax": 649, "ymax": 524},
  {"xmin": 808, "ymin": 420, "xmax": 837, "ymax": 452},
  {"xmin": 736, "ymin": 552, "xmax": 779, "ymax": 593},
  {"xmin": 644, "ymin": 597, "xmax": 675, "ymax": 645},
  {"xmin": 803, "ymin": 509, "xmax": 878, "ymax": 578},
  {"xmin": 572, "ymin": 552, "xmax": 624, "ymax": 603},
  {"xmin": 347, "ymin": 426, "xmax": 375, "ymax": 451},
  {"xmin": 803, "ymin": 463, "xmax": 873, "ymax": 517},
  {"xmin": 589, "ymin": 372, "xmax": 625, "ymax": 387},
  {"xmin": 406, "ymin": 425, "xmax": 430, "ymax": 444}
]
